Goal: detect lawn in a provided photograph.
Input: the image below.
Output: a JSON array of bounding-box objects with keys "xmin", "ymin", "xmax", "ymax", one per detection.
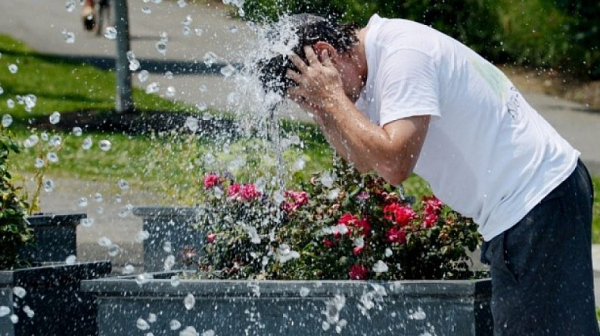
[{"xmin": 2, "ymin": 33, "xmax": 599, "ymax": 241}]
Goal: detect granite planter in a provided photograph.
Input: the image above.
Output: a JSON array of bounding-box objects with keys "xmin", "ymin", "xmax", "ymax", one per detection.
[
  {"xmin": 133, "ymin": 207, "xmax": 202, "ymax": 272},
  {"xmin": 0, "ymin": 261, "xmax": 112, "ymax": 336},
  {"xmin": 19, "ymin": 213, "xmax": 86, "ymax": 263},
  {"xmin": 82, "ymin": 271, "xmax": 493, "ymax": 336}
]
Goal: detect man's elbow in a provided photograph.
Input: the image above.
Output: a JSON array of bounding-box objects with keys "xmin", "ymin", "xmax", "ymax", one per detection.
[{"xmin": 377, "ymin": 163, "xmax": 411, "ymax": 186}]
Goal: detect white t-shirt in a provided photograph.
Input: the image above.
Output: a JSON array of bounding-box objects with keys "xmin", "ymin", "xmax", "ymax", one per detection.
[{"xmin": 355, "ymin": 15, "xmax": 580, "ymax": 241}]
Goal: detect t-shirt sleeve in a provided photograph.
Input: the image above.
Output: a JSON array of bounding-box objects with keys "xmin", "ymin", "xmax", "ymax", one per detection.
[{"xmin": 378, "ymin": 48, "xmax": 441, "ymax": 126}]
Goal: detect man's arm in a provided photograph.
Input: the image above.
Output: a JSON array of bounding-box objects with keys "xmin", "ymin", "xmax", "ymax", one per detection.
[{"xmin": 287, "ymin": 47, "xmax": 430, "ymax": 185}]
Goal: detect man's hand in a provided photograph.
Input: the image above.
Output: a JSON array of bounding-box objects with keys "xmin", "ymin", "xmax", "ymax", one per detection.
[{"xmin": 286, "ymin": 46, "xmax": 346, "ymax": 117}]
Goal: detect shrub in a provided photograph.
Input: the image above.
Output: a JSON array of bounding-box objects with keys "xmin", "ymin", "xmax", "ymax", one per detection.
[
  {"xmin": 0, "ymin": 130, "xmax": 33, "ymax": 270},
  {"xmin": 188, "ymin": 159, "xmax": 485, "ymax": 281}
]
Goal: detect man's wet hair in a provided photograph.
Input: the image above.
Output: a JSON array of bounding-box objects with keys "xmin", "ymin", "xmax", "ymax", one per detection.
[{"xmin": 258, "ymin": 14, "xmax": 359, "ymax": 96}]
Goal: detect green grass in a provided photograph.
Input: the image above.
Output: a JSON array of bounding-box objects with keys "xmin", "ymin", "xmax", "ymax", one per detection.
[{"xmin": 0, "ymin": 34, "xmax": 192, "ymax": 123}]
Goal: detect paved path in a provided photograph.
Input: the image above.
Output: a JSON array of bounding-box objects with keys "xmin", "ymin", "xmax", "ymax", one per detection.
[{"xmin": 4, "ymin": 0, "xmax": 600, "ymax": 304}]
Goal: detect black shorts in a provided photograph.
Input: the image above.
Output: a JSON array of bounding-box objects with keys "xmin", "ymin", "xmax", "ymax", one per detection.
[{"xmin": 481, "ymin": 160, "xmax": 599, "ymax": 336}]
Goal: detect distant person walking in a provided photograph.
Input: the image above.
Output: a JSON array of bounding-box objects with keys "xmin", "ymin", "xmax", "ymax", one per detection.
[
  {"xmin": 260, "ymin": 14, "xmax": 599, "ymax": 335},
  {"xmin": 81, "ymin": 0, "xmax": 111, "ymax": 35}
]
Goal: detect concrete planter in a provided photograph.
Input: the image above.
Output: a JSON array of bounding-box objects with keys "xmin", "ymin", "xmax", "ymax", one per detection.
[
  {"xmin": 82, "ymin": 271, "xmax": 492, "ymax": 335},
  {"xmin": 19, "ymin": 213, "xmax": 86, "ymax": 263},
  {"xmin": 0, "ymin": 261, "xmax": 112, "ymax": 336},
  {"xmin": 133, "ymin": 207, "xmax": 202, "ymax": 272}
]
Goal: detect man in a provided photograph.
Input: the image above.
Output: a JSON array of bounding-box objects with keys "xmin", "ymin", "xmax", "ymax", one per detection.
[{"xmin": 259, "ymin": 14, "xmax": 598, "ymax": 335}]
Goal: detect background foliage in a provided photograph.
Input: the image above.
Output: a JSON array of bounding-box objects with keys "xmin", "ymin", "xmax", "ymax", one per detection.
[{"xmin": 242, "ymin": 0, "xmax": 600, "ymax": 78}]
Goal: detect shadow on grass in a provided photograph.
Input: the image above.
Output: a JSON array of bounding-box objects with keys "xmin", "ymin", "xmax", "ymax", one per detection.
[{"xmin": 0, "ymin": 48, "xmax": 242, "ymax": 75}]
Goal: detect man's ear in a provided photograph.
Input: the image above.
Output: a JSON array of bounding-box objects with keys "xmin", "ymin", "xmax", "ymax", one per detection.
[{"xmin": 313, "ymin": 41, "xmax": 337, "ymax": 62}]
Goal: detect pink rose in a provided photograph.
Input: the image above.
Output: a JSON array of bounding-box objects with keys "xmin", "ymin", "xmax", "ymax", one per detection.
[
  {"xmin": 349, "ymin": 264, "xmax": 369, "ymax": 280},
  {"xmin": 386, "ymin": 226, "xmax": 407, "ymax": 244},
  {"xmin": 227, "ymin": 183, "xmax": 242, "ymax": 197},
  {"xmin": 423, "ymin": 213, "xmax": 438, "ymax": 228},
  {"xmin": 353, "ymin": 246, "xmax": 364, "ymax": 256},
  {"xmin": 203, "ymin": 174, "xmax": 221, "ymax": 190},
  {"xmin": 207, "ymin": 233, "xmax": 216, "ymax": 243},
  {"xmin": 323, "ymin": 238, "xmax": 335, "ymax": 248},
  {"xmin": 240, "ymin": 184, "xmax": 261, "ymax": 201}
]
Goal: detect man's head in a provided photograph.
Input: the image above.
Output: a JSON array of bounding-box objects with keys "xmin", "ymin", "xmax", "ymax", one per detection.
[{"xmin": 258, "ymin": 14, "xmax": 361, "ymax": 97}]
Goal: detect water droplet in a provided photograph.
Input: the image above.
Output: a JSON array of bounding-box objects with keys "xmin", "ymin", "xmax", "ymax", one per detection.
[
  {"xmin": 0, "ymin": 306, "xmax": 11, "ymax": 317},
  {"xmin": 65, "ymin": 255, "xmax": 77, "ymax": 265},
  {"xmin": 62, "ymin": 30, "xmax": 75, "ymax": 44},
  {"xmin": 24, "ymin": 134, "xmax": 39, "ymax": 148},
  {"xmin": 177, "ymin": 0, "xmax": 187, "ymax": 7},
  {"xmin": 129, "ymin": 59, "xmax": 140, "ymax": 71},
  {"xmin": 13, "ymin": 287, "xmax": 26, "ymax": 299},
  {"xmin": 65, "ymin": 0, "xmax": 76, "ymax": 12},
  {"xmin": 147, "ymin": 313, "xmax": 157, "ymax": 323},
  {"xmin": 81, "ymin": 217, "xmax": 94, "ymax": 227},
  {"xmin": 136, "ymin": 273, "xmax": 153, "ymax": 286},
  {"xmin": 104, "ymin": 27, "xmax": 117, "ymax": 40},
  {"xmin": 182, "ymin": 15, "xmax": 193, "ymax": 26},
  {"xmin": 228, "ymin": 25, "xmax": 239, "ymax": 33},
  {"xmin": 49, "ymin": 111, "xmax": 61, "ymax": 124},
  {"xmin": 43, "ymin": 179, "xmax": 54, "ymax": 192},
  {"xmin": 163, "ymin": 255, "xmax": 175, "ymax": 271},
  {"xmin": 164, "ymin": 71, "xmax": 173, "ymax": 79},
  {"xmin": 93, "ymin": 193, "xmax": 103, "ymax": 202},
  {"xmin": 155, "ymin": 41, "xmax": 167, "ymax": 55},
  {"xmin": 50, "ymin": 135, "xmax": 62, "ymax": 147},
  {"xmin": 72, "ymin": 127, "xmax": 83, "ymax": 136},
  {"xmin": 322, "ymin": 321, "xmax": 331, "ymax": 331},
  {"xmin": 166, "ymin": 86, "xmax": 176, "ymax": 97},
  {"xmin": 138, "ymin": 70, "xmax": 150, "ymax": 83},
  {"xmin": 180, "ymin": 327, "xmax": 198, "ymax": 336},
  {"xmin": 170, "ymin": 275, "xmax": 181, "ymax": 287},
  {"xmin": 373, "ymin": 260, "xmax": 389, "ymax": 273},
  {"xmin": 170, "ymin": 319, "xmax": 182, "ymax": 330},
  {"xmin": 320, "ymin": 171, "xmax": 334, "ymax": 188},
  {"xmin": 408, "ymin": 307, "xmax": 427, "ymax": 320},
  {"xmin": 202, "ymin": 52, "xmax": 218, "ymax": 66},
  {"xmin": 220, "ymin": 64, "xmax": 236, "ymax": 77},
  {"xmin": 202, "ymin": 330, "xmax": 215, "ymax": 336},
  {"xmin": 2, "ymin": 114, "xmax": 12, "ymax": 128},
  {"xmin": 108, "ymin": 244, "xmax": 121, "ymax": 256},
  {"xmin": 118, "ymin": 179, "xmax": 130, "ymax": 190},
  {"xmin": 98, "ymin": 237, "xmax": 112, "ymax": 247},
  {"xmin": 135, "ymin": 230, "xmax": 150, "ymax": 242},
  {"xmin": 8, "ymin": 64, "xmax": 18, "ymax": 74},
  {"xmin": 24, "ymin": 94, "xmax": 36, "ymax": 110},
  {"xmin": 10, "ymin": 314, "xmax": 18, "ymax": 324},
  {"xmin": 136, "ymin": 318, "xmax": 150, "ymax": 330},
  {"xmin": 115, "ymin": 194, "xmax": 122, "ymax": 203},
  {"xmin": 146, "ymin": 82, "xmax": 160, "ymax": 94},
  {"xmin": 99, "ymin": 139, "xmax": 111, "ymax": 151},
  {"xmin": 196, "ymin": 102, "xmax": 208, "ymax": 112},
  {"xmin": 82, "ymin": 136, "xmax": 93, "ymax": 150},
  {"xmin": 77, "ymin": 197, "xmax": 88, "ymax": 207},
  {"xmin": 122, "ymin": 264, "xmax": 135, "ymax": 274},
  {"xmin": 184, "ymin": 293, "xmax": 195, "ymax": 310},
  {"xmin": 40, "ymin": 132, "xmax": 49, "ymax": 141},
  {"xmin": 23, "ymin": 307, "xmax": 35, "ymax": 319},
  {"xmin": 184, "ymin": 116, "xmax": 199, "ymax": 133},
  {"xmin": 299, "ymin": 287, "xmax": 310, "ymax": 297},
  {"xmin": 6, "ymin": 99, "xmax": 15, "ymax": 109},
  {"xmin": 141, "ymin": 6, "xmax": 151, "ymax": 14},
  {"xmin": 385, "ymin": 248, "xmax": 393, "ymax": 257},
  {"xmin": 47, "ymin": 152, "xmax": 59, "ymax": 163},
  {"xmin": 34, "ymin": 158, "xmax": 45, "ymax": 168},
  {"xmin": 194, "ymin": 28, "xmax": 203, "ymax": 36},
  {"xmin": 163, "ymin": 241, "xmax": 172, "ymax": 252},
  {"xmin": 182, "ymin": 26, "xmax": 191, "ymax": 36}
]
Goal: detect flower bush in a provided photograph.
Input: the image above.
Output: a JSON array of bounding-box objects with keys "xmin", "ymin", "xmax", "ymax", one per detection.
[{"xmin": 190, "ymin": 160, "xmax": 485, "ymax": 281}]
